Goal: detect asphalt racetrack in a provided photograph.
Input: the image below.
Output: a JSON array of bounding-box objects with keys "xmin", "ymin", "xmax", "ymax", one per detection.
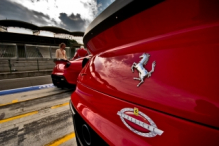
[{"xmin": 0, "ymin": 87, "xmax": 77, "ymax": 146}]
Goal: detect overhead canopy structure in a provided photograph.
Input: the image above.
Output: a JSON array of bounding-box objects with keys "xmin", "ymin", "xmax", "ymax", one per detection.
[{"xmin": 0, "ymin": 20, "xmax": 84, "ymax": 36}]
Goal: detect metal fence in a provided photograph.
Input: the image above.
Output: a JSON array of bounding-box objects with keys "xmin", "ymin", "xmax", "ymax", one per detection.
[
  {"xmin": 0, "ymin": 43, "xmax": 75, "ymax": 59},
  {"xmin": 50, "ymin": 47, "xmax": 58, "ymax": 59},
  {"xmin": 25, "ymin": 44, "xmax": 71, "ymax": 59},
  {"xmin": 25, "ymin": 45, "xmax": 43, "ymax": 59},
  {"xmin": 0, "ymin": 43, "xmax": 17, "ymax": 59},
  {"xmin": 0, "ymin": 59, "xmax": 55, "ymax": 73},
  {"xmin": 0, "ymin": 43, "xmax": 76, "ymax": 73}
]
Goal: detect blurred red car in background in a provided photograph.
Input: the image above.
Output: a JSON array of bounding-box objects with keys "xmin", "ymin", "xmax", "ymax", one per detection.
[
  {"xmin": 51, "ymin": 48, "xmax": 90, "ymax": 88},
  {"xmin": 71, "ymin": 47, "xmax": 89, "ymax": 60}
]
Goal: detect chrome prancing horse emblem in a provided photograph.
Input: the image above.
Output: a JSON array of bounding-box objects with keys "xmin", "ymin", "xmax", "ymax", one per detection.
[{"xmin": 131, "ymin": 53, "xmax": 156, "ymax": 87}]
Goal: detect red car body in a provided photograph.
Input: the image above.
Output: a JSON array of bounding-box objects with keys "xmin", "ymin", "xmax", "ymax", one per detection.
[
  {"xmin": 70, "ymin": 0, "xmax": 219, "ymax": 145},
  {"xmin": 51, "ymin": 57, "xmax": 85, "ymax": 87}
]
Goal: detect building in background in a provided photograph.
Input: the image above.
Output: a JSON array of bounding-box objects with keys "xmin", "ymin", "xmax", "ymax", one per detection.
[{"xmin": 0, "ymin": 20, "xmax": 84, "ymax": 59}]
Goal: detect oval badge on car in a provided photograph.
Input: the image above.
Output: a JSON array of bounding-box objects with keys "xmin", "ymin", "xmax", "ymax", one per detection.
[{"xmin": 117, "ymin": 108, "xmax": 164, "ymax": 137}]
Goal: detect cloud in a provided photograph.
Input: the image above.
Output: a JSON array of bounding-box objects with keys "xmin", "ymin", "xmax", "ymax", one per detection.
[
  {"xmin": 32, "ymin": 10, "xmax": 50, "ymax": 20},
  {"xmin": 59, "ymin": 13, "xmax": 87, "ymax": 31},
  {"xmin": 0, "ymin": 0, "xmax": 52, "ymax": 26},
  {"xmin": 97, "ymin": 3, "xmax": 102, "ymax": 8},
  {"xmin": 8, "ymin": 0, "xmax": 98, "ymax": 22},
  {"xmin": 79, "ymin": 0, "xmax": 98, "ymax": 20},
  {"xmin": 96, "ymin": 0, "xmax": 115, "ymax": 16},
  {"xmin": 0, "ymin": 0, "xmax": 115, "ymax": 31}
]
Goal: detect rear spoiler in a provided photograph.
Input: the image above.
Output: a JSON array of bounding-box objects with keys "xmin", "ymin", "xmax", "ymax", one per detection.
[{"xmin": 83, "ymin": 0, "xmax": 164, "ymax": 48}]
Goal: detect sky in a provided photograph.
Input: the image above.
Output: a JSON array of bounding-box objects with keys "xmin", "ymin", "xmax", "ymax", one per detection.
[{"xmin": 0, "ymin": 0, "xmax": 115, "ymax": 32}]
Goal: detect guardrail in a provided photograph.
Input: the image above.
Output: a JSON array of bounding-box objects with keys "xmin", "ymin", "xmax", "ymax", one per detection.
[
  {"xmin": 0, "ymin": 43, "xmax": 76, "ymax": 60},
  {"xmin": 0, "ymin": 59, "xmax": 55, "ymax": 73}
]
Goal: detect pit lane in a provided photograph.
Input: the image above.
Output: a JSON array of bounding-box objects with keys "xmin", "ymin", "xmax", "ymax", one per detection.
[{"xmin": 0, "ymin": 87, "xmax": 77, "ymax": 146}]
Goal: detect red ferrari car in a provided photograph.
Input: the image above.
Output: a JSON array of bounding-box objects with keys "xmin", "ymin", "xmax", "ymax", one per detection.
[
  {"xmin": 70, "ymin": 0, "xmax": 219, "ymax": 145},
  {"xmin": 51, "ymin": 55, "xmax": 90, "ymax": 88}
]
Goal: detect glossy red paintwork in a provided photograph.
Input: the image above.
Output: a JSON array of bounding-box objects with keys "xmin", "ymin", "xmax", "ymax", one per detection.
[
  {"xmin": 71, "ymin": 0, "xmax": 219, "ymax": 145},
  {"xmin": 80, "ymin": 24, "xmax": 219, "ymax": 128},
  {"xmin": 52, "ymin": 60, "xmax": 66, "ymax": 76},
  {"xmin": 52, "ymin": 57, "xmax": 84, "ymax": 85},
  {"xmin": 72, "ymin": 48, "xmax": 88, "ymax": 60},
  {"xmin": 71, "ymin": 82, "xmax": 219, "ymax": 146}
]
